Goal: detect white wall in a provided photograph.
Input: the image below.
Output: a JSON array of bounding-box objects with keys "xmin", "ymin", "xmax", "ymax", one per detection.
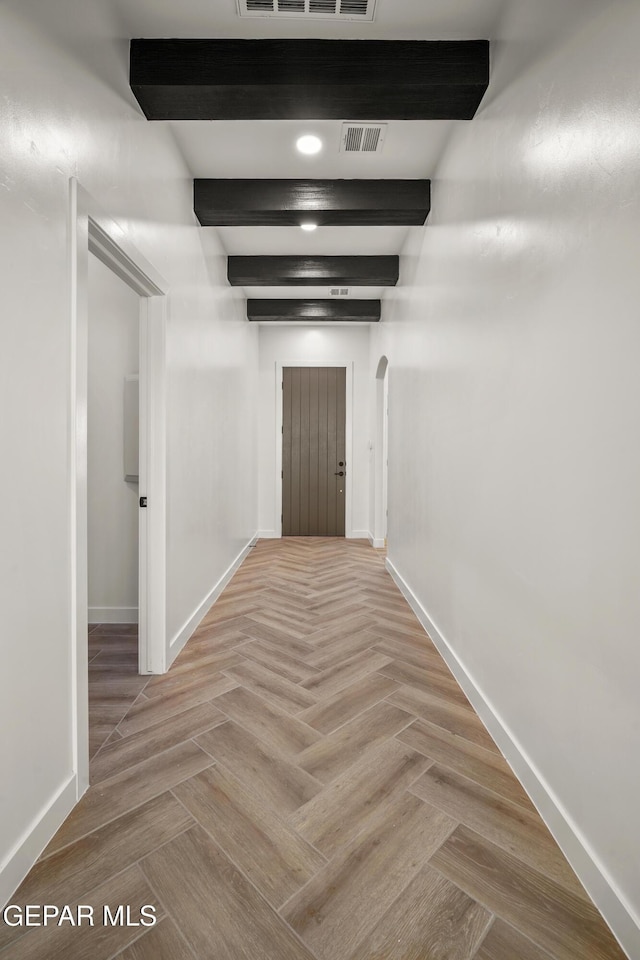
[
  {"xmin": 372, "ymin": 1, "xmax": 640, "ymax": 954},
  {"xmin": 87, "ymin": 253, "xmax": 140, "ymax": 623},
  {"xmin": 258, "ymin": 326, "xmax": 371, "ymax": 539},
  {"xmin": 0, "ymin": 0, "xmax": 257, "ymax": 905}
]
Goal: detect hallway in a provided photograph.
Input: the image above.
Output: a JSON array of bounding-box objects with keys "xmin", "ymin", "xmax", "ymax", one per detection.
[{"xmin": 1, "ymin": 539, "xmax": 625, "ymax": 960}]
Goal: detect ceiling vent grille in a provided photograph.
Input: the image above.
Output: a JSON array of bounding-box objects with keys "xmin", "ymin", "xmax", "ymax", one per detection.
[
  {"xmin": 330, "ymin": 288, "xmax": 350, "ymax": 296},
  {"xmin": 239, "ymin": 0, "xmax": 376, "ymax": 20},
  {"xmin": 340, "ymin": 122, "xmax": 387, "ymax": 153}
]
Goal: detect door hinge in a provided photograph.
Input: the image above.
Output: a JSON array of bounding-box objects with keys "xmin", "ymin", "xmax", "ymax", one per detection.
[
  {"xmin": 281, "ymin": 470, "xmax": 283, "ymax": 479},
  {"xmin": 139, "ymin": 496, "xmax": 147, "ymax": 508}
]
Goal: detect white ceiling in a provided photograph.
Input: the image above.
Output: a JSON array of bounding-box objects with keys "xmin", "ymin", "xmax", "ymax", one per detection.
[
  {"xmin": 145, "ymin": 0, "xmax": 498, "ymax": 314},
  {"xmin": 220, "ymin": 225, "xmax": 411, "ymax": 257},
  {"xmin": 177, "ymin": 118, "xmax": 453, "ymax": 288},
  {"xmin": 27, "ymin": 0, "xmax": 502, "ymax": 318},
  {"xmin": 243, "ymin": 285, "xmax": 386, "ymax": 300},
  {"xmin": 175, "ymin": 119, "xmax": 455, "ymax": 181},
  {"xmin": 113, "ymin": 0, "xmax": 503, "ymax": 41}
]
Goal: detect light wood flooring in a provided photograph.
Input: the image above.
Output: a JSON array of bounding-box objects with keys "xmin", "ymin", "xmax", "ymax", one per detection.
[
  {"xmin": 2, "ymin": 538, "xmax": 627, "ymax": 960},
  {"xmin": 87, "ymin": 623, "xmax": 145, "ymax": 759}
]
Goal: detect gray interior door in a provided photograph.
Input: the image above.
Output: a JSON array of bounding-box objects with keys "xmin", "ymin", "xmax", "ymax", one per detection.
[{"xmin": 282, "ymin": 367, "xmax": 346, "ymax": 537}]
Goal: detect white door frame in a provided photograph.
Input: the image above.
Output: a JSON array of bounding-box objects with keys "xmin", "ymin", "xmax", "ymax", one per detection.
[
  {"xmin": 275, "ymin": 361, "xmax": 354, "ymax": 538},
  {"xmin": 69, "ymin": 178, "xmax": 168, "ymax": 795}
]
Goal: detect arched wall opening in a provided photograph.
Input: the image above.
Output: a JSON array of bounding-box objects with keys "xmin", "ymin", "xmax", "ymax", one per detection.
[{"xmin": 373, "ymin": 355, "xmax": 389, "ymax": 548}]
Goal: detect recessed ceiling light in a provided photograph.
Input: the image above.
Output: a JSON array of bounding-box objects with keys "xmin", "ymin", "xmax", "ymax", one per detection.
[
  {"xmin": 300, "ymin": 222, "xmax": 318, "ymax": 232},
  {"xmin": 296, "ymin": 134, "xmax": 323, "ymax": 155}
]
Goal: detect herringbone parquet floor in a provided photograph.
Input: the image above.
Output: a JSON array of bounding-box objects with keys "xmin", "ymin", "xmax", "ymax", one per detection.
[{"xmin": 1, "ymin": 539, "xmax": 627, "ymax": 960}]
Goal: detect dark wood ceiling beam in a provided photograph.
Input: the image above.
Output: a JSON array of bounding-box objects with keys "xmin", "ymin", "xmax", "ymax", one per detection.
[
  {"xmin": 228, "ymin": 256, "xmax": 399, "ymax": 287},
  {"xmin": 247, "ymin": 300, "xmax": 381, "ymax": 322},
  {"xmin": 130, "ymin": 39, "xmax": 489, "ymax": 120},
  {"xmin": 194, "ymin": 179, "xmax": 430, "ymax": 227}
]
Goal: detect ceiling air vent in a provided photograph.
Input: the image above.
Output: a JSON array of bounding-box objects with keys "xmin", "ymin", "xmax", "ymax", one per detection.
[
  {"xmin": 340, "ymin": 123, "xmax": 387, "ymax": 154},
  {"xmin": 239, "ymin": 0, "xmax": 376, "ymax": 20},
  {"xmin": 330, "ymin": 288, "xmax": 350, "ymax": 297}
]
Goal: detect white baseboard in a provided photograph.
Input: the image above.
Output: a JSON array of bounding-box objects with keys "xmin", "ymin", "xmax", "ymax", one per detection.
[
  {"xmin": 1, "ymin": 775, "xmax": 77, "ymax": 909},
  {"xmin": 256, "ymin": 531, "xmax": 372, "ymax": 541},
  {"xmin": 167, "ymin": 535, "xmax": 257, "ymax": 667},
  {"xmin": 88, "ymin": 606, "xmax": 138, "ymax": 624},
  {"xmin": 368, "ymin": 533, "xmax": 386, "ymax": 549},
  {"xmin": 385, "ymin": 556, "xmax": 639, "ymax": 960}
]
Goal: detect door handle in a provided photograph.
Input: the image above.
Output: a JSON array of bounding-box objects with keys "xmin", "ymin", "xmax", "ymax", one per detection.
[{"xmin": 334, "ymin": 471, "xmax": 345, "ymax": 476}]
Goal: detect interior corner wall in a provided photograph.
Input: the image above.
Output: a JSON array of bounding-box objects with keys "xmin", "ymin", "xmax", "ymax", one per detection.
[
  {"xmin": 371, "ymin": 1, "xmax": 640, "ymax": 953},
  {"xmin": 0, "ymin": 0, "xmax": 257, "ymax": 906},
  {"xmin": 87, "ymin": 253, "xmax": 140, "ymax": 624},
  {"xmin": 258, "ymin": 325, "xmax": 371, "ymax": 539}
]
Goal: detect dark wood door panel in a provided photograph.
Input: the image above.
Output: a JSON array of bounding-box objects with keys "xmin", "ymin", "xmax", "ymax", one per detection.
[{"xmin": 283, "ymin": 368, "xmax": 346, "ymax": 537}]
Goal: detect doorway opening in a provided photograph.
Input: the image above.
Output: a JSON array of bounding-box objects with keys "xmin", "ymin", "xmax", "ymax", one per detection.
[
  {"xmin": 373, "ymin": 355, "xmax": 389, "ymax": 548},
  {"xmin": 87, "ymin": 253, "xmax": 140, "ymax": 628},
  {"xmin": 86, "ymin": 253, "xmax": 144, "ymax": 759},
  {"xmin": 70, "ymin": 179, "xmax": 168, "ymax": 794}
]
